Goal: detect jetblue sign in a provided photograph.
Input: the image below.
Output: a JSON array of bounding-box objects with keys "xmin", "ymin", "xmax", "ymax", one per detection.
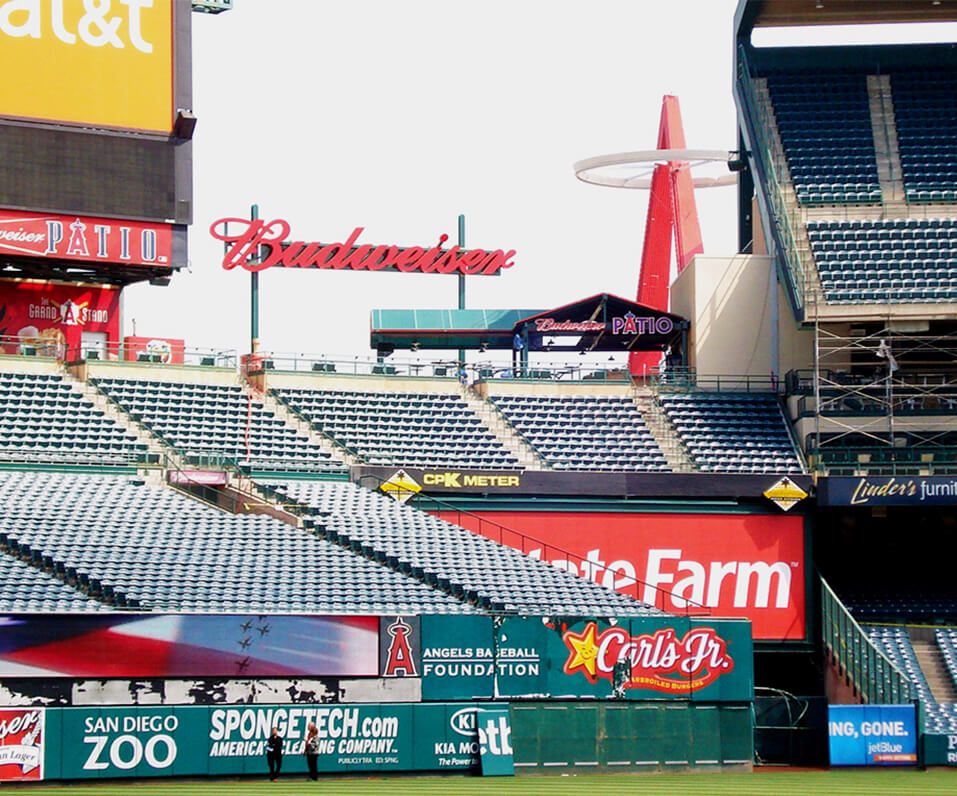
[{"xmin": 828, "ymin": 705, "xmax": 917, "ymax": 766}]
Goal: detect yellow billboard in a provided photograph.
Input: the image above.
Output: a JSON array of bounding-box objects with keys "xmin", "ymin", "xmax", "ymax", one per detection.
[{"xmin": 0, "ymin": 0, "xmax": 173, "ymax": 132}]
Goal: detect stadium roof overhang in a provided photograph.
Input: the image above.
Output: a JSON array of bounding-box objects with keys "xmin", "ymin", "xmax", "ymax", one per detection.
[
  {"xmin": 0, "ymin": 255, "xmax": 179, "ymax": 288},
  {"xmin": 735, "ymin": 0, "xmax": 957, "ymax": 37},
  {"xmin": 371, "ymin": 293, "xmax": 688, "ymax": 354}
]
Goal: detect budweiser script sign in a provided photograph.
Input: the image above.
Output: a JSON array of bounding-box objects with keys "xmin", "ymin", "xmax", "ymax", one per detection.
[
  {"xmin": 210, "ymin": 218, "xmax": 516, "ymax": 276},
  {"xmin": 562, "ymin": 623, "xmax": 734, "ymax": 693}
]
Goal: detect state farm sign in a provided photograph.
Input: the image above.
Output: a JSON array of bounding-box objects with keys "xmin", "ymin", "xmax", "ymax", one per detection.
[{"xmin": 438, "ymin": 511, "xmax": 806, "ymax": 640}]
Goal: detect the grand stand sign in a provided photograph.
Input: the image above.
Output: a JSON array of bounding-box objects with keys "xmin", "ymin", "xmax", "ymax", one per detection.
[{"xmin": 210, "ymin": 218, "xmax": 516, "ymax": 276}]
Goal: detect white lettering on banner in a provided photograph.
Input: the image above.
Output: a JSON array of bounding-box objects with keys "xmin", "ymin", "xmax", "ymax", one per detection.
[
  {"xmin": 0, "ymin": 709, "xmax": 39, "ymax": 741},
  {"xmin": 642, "ymin": 549, "xmax": 792, "ymax": 609},
  {"xmin": 0, "ymin": 0, "xmax": 155, "ymax": 53},
  {"xmin": 207, "ymin": 707, "xmax": 400, "ymax": 758},
  {"xmin": 83, "ymin": 734, "xmax": 176, "ymax": 771},
  {"xmin": 528, "ymin": 546, "xmax": 795, "ymax": 610}
]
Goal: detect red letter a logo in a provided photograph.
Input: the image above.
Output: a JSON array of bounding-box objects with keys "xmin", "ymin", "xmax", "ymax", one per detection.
[{"xmin": 384, "ymin": 618, "xmax": 417, "ymax": 676}]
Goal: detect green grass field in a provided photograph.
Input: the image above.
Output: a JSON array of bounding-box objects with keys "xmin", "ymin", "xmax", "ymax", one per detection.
[{"xmin": 6, "ymin": 770, "xmax": 957, "ymax": 796}]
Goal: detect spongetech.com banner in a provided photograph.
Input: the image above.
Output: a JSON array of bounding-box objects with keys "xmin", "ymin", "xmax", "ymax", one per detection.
[{"xmin": 42, "ymin": 703, "xmax": 493, "ymax": 779}]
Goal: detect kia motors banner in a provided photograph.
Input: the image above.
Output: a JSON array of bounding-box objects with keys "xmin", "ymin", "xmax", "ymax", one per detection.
[
  {"xmin": 0, "ymin": 615, "xmax": 379, "ymax": 678},
  {"xmin": 819, "ymin": 475, "xmax": 957, "ymax": 507},
  {"xmin": 0, "ymin": 0, "xmax": 174, "ymax": 132},
  {"xmin": 828, "ymin": 705, "xmax": 917, "ymax": 766},
  {"xmin": 42, "ymin": 703, "xmax": 490, "ymax": 779},
  {"xmin": 0, "ymin": 279, "xmax": 119, "ymax": 357},
  {"xmin": 436, "ymin": 511, "xmax": 806, "ymax": 641},
  {"xmin": 0, "ymin": 210, "xmax": 172, "ymax": 268}
]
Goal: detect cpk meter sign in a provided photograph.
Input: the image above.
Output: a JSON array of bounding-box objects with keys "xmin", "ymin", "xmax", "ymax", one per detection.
[
  {"xmin": 211, "ymin": 218, "xmax": 516, "ymax": 276},
  {"xmin": 441, "ymin": 510, "xmax": 806, "ymax": 640},
  {"xmin": 0, "ymin": 209, "xmax": 172, "ymax": 267},
  {"xmin": 0, "ymin": 0, "xmax": 174, "ymax": 132}
]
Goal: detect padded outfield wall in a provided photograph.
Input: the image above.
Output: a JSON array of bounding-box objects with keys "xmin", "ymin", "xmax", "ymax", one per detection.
[{"xmin": 0, "ymin": 613, "xmax": 754, "ymax": 781}]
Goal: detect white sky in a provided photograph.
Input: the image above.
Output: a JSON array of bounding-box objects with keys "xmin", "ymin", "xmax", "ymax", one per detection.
[{"xmin": 119, "ymin": 2, "xmax": 956, "ymax": 364}]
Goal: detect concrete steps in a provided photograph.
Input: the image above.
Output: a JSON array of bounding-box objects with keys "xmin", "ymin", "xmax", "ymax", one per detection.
[
  {"xmin": 632, "ymin": 387, "xmax": 696, "ymax": 472},
  {"xmin": 256, "ymin": 388, "xmax": 360, "ymax": 468},
  {"xmin": 60, "ymin": 367, "xmax": 183, "ymax": 470},
  {"xmin": 459, "ymin": 387, "xmax": 550, "ymax": 470},
  {"xmin": 911, "ymin": 637, "xmax": 957, "ymax": 703}
]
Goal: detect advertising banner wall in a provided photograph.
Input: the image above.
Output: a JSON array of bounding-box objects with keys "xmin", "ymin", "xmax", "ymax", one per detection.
[
  {"xmin": 0, "ymin": 615, "xmax": 379, "ymax": 678},
  {"xmin": 0, "ymin": 0, "xmax": 174, "ymax": 132},
  {"xmin": 419, "ymin": 615, "xmax": 753, "ymax": 703},
  {"xmin": 0, "ymin": 210, "xmax": 173, "ymax": 268},
  {"xmin": 819, "ymin": 475, "xmax": 957, "ymax": 507},
  {"xmin": 923, "ymin": 733, "xmax": 957, "ymax": 766},
  {"xmin": 42, "ymin": 702, "xmax": 490, "ymax": 779},
  {"xmin": 0, "ymin": 279, "xmax": 119, "ymax": 357},
  {"xmin": 828, "ymin": 705, "xmax": 917, "ymax": 766},
  {"xmin": 436, "ymin": 511, "xmax": 806, "ymax": 641},
  {"xmin": 0, "ymin": 708, "xmax": 44, "ymax": 781}
]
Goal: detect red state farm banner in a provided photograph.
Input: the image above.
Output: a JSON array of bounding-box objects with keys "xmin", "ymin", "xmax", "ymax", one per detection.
[
  {"xmin": 0, "ymin": 709, "xmax": 44, "ymax": 781},
  {"xmin": 437, "ymin": 511, "xmax": 806, "ymax": 641},
  {"xmin": 0, "ymin": 280, "xmax": 120, "ymax": 358},
  {"xmin": 0, "ymin": 209, "xmax": 172, "ymax": 267}
]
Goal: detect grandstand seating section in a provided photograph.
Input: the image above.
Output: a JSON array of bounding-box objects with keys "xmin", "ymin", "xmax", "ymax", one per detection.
[
  {"xmin": 491, "ymin": 394, "xmax": 669, "ymax": 471},
  {"xmin": 867, "ymin": 626, "xmax": 957, "ymax": 733},
  {"xmin": 272, "ymin": 387, "xmax": 519, "ymax": 469},
  {"xmin": 891, "ymin": 70, "xmax": 957, "ymax": 203},
  {"xmin": 92, "ymin": 378, "xmax": 344, "ymax": 474},
  {"xmin": 0, "ymin": 547, "xmax": 106, "ymax": 612},
  {"xmin": 808, "ymin": 218, "xmax": 957, "ymax": 304},
  {"xmin": 0, "ymin": 471, "xmax": 476, "ymax": 614},
  {"xmin": 659, "ymin": 392, "xmax": 803, "ymax": 473},
  {"xmin": 262, "ymin": 479, "xmax": 662, "ymax": 616},
  {"xmin": 0, "ymin": 371, "xmax": 149, "ymax": 466},
  {"xmin": 765, "ymin": 72, "xmax": 881, "ymax": 205}
]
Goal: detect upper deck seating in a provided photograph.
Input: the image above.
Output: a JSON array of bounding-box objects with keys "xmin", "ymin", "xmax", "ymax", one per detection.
[
  {"xmin": 273, "ymin": 387, "xmax": 518, "ymax": 469},
  {"xmin": 491, "ymin": 394, "xmax": 669, "ymax": 471}
]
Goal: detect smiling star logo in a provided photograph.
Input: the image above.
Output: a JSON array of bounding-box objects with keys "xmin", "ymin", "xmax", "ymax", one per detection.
[{"xmin": 562, "ymin": 622, "xmax": 600, "ymax": 682}]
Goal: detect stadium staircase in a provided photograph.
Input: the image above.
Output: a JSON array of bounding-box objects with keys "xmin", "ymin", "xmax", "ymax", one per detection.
[
  {"xmin": 911, "ymin": 636, "xmax": 957, "ymax": 704},
  {"xmin": 256, "ymin": 388, "xmax": 358, "ymax": 468},
  {"xmin": 866, "ymin": 75, "xmax": 906, "ymax": 205},
  {"xmin": 457, "ymin": 386, "xmax": 550, "ymax": 470},
  {"xmin": 60, "ymin": 367, "xmax": 179, "ymax": 469},
  {"xmin": 632, "ymin": 386, "xmax": 696, "ymax": 472}
]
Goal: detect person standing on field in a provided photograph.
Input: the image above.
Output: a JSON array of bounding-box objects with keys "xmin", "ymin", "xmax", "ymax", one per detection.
[
  {"xmin": 304, "ymin": 721, "xmax": 319, "ymax": 781},
  {"xmin": 266, "ymin": 726, "xmax": 283, "ymax": 781}
]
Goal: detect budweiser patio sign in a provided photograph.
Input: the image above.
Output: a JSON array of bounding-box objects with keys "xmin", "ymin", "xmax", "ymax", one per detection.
[
  {"xmin": 562, "ymin": 623, "xmax": 734, "ymax": 693},
  {"xmin": 0, "ymin": 209, "xmax": 171, "ymax": 267},
  {"xmin": 210, "ymin": 218, "xmax": 516, "ymax": 276}
]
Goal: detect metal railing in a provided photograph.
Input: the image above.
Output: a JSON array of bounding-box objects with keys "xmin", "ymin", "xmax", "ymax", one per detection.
[
  {"xmin": 353, "ymin": 472, "xmax": 711, "ymax": 617},
  {"xmin": 821, "ymin": 577, "xmax": 912, "ymax": 704},
  {"xmin": 248, "ymin": 351, "xmax": 635, "ymax": 383},
  {"xmin": 652, "ymin": 366, "xmax": 780, "ymax": 393},
  {"xmin": 64, "ymin": 342, "xmax": 237, "ymax": 369}
]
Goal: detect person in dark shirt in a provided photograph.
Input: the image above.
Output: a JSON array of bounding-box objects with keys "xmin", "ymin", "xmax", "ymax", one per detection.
[
  {"xmin": 266, "ymin": 726, "xmax": 283, "ymax": 781},
  {"xmin": 304, "ymin": 721, "xmax": 319, "ymax": 781}
]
